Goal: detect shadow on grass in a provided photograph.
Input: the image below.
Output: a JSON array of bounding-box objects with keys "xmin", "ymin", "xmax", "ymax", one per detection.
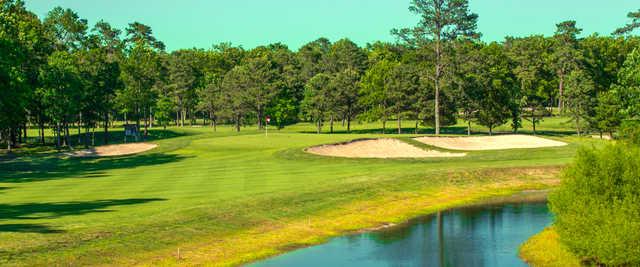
[
  {"xmin": 0, "ymin": 198, "xmax": 166, "ymax": 233},
  {"xmin": 0, "ymin": 153, "xmax": 190, "ymax": 183},
  {"xmin": 0, "ymin": 224, "xmax": 64, "ymax": 233}
]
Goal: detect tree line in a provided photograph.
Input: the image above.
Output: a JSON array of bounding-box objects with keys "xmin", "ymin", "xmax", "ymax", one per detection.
[{"xmin": 2, "ymin": 0, "xmax": 640, "ymax": 151}]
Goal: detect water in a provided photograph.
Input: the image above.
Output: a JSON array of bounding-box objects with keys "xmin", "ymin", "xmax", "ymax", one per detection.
[{"xmin": 249, "ymin": 191, "xmax": 552, "ymax": 267}]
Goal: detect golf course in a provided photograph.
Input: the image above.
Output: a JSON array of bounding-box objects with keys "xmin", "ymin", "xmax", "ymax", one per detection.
[
  {"xmin": 0, "ymin": 118, "xmax": 604, "ymax": 266},
  {"xmin": 3, "ymin": 0, "xmax": 640, "ymax": 266}
]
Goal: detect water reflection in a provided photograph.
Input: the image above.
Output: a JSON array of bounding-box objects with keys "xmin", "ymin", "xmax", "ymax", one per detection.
[{"xmin": 250, "ymin": 192, "xmax": 551, "ymax": 267}]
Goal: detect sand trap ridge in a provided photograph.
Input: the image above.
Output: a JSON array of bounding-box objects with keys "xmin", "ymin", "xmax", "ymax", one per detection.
[
  {"xmin": 414, "ymin": 135, "xmax": 567, "ymax": 151},
  {"xmin": 306, "ymin": 139, "xmax": 466, "ymax": 158},
  {"xmin": 67, "ymin": 143, "xmax": 158, "ymax": 157}
]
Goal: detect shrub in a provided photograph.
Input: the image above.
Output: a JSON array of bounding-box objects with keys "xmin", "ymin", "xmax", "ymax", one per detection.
[
  {"xmin": 549, "ymin": 144, "xmax": 640, "ymax": 266},
  {"xmin": 619, "ymin": 120, "xmax": 640, "ymax": 145}
]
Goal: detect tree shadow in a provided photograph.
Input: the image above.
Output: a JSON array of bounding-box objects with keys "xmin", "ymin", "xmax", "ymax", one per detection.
[
  {"xmin": 0, "ymin": 198, "xmax": 166, "ymax": 233},
  {"xmin": 0, "ymin": 153, "xmax": 190, "ymax": 183},
  {"xmin": 0, "ymin": 224, "xmax": 64, "ymax": 233}
]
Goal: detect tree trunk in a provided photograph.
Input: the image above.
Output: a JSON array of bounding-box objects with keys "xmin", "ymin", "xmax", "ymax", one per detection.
[
  {"xmin": 104, "ymin": 112, "xmax": 109, "ymax": 145},
  {"xmin": 382, "ymin": 117, "xmax": 386, "ymax": 134},
  {"xmin": 77, "ymin": 112, "xmax": 82, "ymax": 144},
  {"xmin": 558, "ymin": 72, "xmax": 565, "ymax": 113},
  {"xmin": 17, "ymin": 126, "xmax": 22, "ymax": 144},
  {"xmin": 257, "ymin": 106, "xmax": 263, "ymax": 131},
  {"xmin": 56, "ymin": 123, "xmax": 61, "ymax": 149},
  {"xmin": 414, "ymin": 121, "xmax": 419, "ymax": 134},
  {"xmin": 397, "ymin": 112, "xmax": 402, "ymax": 134},
  {"xmin": 136, "ymin": 106, "xmax": 141, "ymax": 142},
  {"xmin": 144, "ymin": 106, "xmax": 149, "ymax": 139},
  {"xmin": 235, "ymin": 114, "xmax": 241, "ymax": 132},
  {"xmin": 39, "ymin": 121, "xmax": 45, "ymax": 145},
  {"xmin": 84, "ymin": 127, "xmax": 89, "ymax": 148},
  {"xmin": 317, "ymin": 119, "xmax": 322, "ymax": 134},
  {"xmin": 347, "ymin": 116, "xmax": 351, "ymax": 133},
  {"xmin": 330, "ymin": 115, "xmax": 334, "ymax": 134},
  {"xmin": 7, "ymin": 128, "xmax": 12, "ymax": 151},
  {"xmin": 64, "ymin": 121, "xmax": 72, "ymax": 149},
  {"xmin": 149, "ymin": 107, "xmax": 153, "ymax": 128},
  {"xmin": 434, "ymin": 25, "xmax": 442, "ymax": 136},
  {"xmin": 467, "ymin": 121, "xmax": 471, "ymax": 136},
  {"xmin": 181, "ymin": 108, "xmax": 186, "ymax": 127},
  {"xmin": 532, "ymin": 119, "xmax": 537, "ymax": 135},
  {"xmin": 489, "ymin": 125, "xmax": 493, "ymax": 136},
  {"xmin": 23, "ymin": 122, "xmax": 27, "ymax": 140}
]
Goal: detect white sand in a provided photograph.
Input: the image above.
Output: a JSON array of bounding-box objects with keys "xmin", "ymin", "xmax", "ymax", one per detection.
[
  {"xmin": 306, "ymin": 139, "xmax": 466, "ymax": 158},
  {"xmin": 414, "ymin": 135, "xmax": 567, "ymax": 151},
  {"xmin": 67, "ymin": 143, "xmax": 158, "ymax": 157}
]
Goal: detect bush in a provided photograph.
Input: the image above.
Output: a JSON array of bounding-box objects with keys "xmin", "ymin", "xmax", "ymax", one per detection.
[
  {"xmin": 549, "ymin": 144, "xmax": 640, "ymax": 266},
  {"xmin": 619, "ymin": 120, "xmax": 640, "ymax": 145}
]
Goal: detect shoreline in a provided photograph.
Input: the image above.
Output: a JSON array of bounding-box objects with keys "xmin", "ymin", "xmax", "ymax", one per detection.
[{"xmin": 142, "ymin": 166, "xmax": 563, "ymax": 266}]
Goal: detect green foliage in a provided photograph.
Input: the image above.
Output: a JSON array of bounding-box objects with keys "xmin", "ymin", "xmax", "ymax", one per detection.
[
  {"xmin": 471, "ymin": 43, "xmax": 516, "ymax": 134},
  {"xmin": 619, "ymin": 120, "xmax": 640, "ymax": 145},
  {"xmin": 594, "ymin": 90, "xmax": 624, "ymax": 136},
  {"xmin": 154, "ymin": 96, "xmax": 173, "ymax": 128},
  {"xmin": 550, "ymin": 144, "xmax": 640, "ymax": 266},
  {"xmin": 615, "ymin": 48, "xmax": 640, "ymax": 118},
  {"xmin": 564, "ymin": 69, "xmax": 596, "ymax": 135}
]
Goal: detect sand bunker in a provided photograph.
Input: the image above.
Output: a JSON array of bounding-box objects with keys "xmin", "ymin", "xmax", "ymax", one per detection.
[
  {"xmin": 306, "ymin": 139, "xmax": 466, "ymax": 158},
  {"xmin": 414, "ymin": 135, "xmax": 567, "ymax": 151},
  {"xmin": 67, "ymin": 143, "xmax": 158, "ymax": 157}
]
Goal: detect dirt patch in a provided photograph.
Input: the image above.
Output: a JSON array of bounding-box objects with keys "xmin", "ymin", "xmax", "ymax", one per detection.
[
  {"xmin": 414, "ymin": 135, "xmax": 567, "ymax": 151},
  {"xmin": 67, "ymin": 143, "xmax": 158, "ymax": 157},
  {"xmin": 306, "ymin": 139, "xmax": 466, "ymax": 158}
]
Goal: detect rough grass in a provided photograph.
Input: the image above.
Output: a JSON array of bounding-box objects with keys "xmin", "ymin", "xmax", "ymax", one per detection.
[
  {"xmin": 0, "ymin": 120, "xmax": 606, "ymax": 266},
  {"xmin": 520, "ymin": 227, "xmax": 582, "ymax": 267}
]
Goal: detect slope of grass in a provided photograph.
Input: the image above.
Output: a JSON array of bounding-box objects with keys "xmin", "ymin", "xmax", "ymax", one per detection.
[
  {"xmin": 0, "ymin": 121, "xmax": 605, "ymax": 266},
  {"xmin": 520, "ymin": 227, "xmax": 582, "ymax": 267}
]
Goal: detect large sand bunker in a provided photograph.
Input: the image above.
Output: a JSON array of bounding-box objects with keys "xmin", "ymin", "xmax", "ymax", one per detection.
[
  {"xmin": 306, "ymin": 139, "xmax": 466, "ymax": 158},
  {"xmin": 67, "ymin": 143, "xmax": 158, "ymax": 157},
  {"xmin": 414, "ymin": 135, "xmax": 567, "ymax": 151}
]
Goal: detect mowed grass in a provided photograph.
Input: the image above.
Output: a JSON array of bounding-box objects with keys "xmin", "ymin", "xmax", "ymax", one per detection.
[{"xmin": 0, "ymin": 119, "xmax": 604, "ymax": 266}]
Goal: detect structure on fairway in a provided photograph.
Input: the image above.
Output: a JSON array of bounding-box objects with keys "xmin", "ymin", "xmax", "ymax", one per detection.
[
  {"xmin": 414, "ymin": 135, "xmax": 567, "ymax": 151},
  {"xmin": 67, "ymin": 143, "xmax": 158, "ymax": 157},
  {"xmin": 306, "ymin": 138, "xmax": 466, "ymax": 158}
]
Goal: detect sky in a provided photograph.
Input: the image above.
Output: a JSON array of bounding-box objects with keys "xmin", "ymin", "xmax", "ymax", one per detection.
[{"xmin": 24, "ymin": 0, "xmax": 639, "ymax": 51}]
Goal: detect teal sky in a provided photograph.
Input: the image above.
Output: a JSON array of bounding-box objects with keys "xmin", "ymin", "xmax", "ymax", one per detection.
[{"xmin": 25, "ymin": 0, "xmax": 638, "ymax": 51}]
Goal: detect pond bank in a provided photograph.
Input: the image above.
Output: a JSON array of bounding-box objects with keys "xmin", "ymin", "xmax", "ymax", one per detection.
[
  {"xmin": 147, "ymin": 166, "xmax": 562, "ymax": 266},
  {"xmin": 520, "ymin": 227, "xmax": 582, "ymax": 267}
]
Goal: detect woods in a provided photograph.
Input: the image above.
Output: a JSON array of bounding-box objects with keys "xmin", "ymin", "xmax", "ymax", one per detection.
[{"xmin": 2, "ymin": 0, "xmax": 640, "ymax": 151}]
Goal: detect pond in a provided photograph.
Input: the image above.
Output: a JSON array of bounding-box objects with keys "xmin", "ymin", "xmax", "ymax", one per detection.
[{"xmin": 249, "ymin": 191, "xmax": 552, "ymax": 267}]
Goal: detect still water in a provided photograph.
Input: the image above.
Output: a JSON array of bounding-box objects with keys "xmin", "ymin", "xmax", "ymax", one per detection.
[{"xmin": 250, "ymin": 191, "xmax": 552, "ymax": 267}]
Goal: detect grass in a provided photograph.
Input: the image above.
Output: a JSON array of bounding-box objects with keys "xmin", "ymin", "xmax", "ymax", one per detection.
[
  {"xmin": 0, "ymin": 118, "xmax": 605, "ymax": 266},
  {"xmin": 520, "ymin": 227, "xmax": 582, "ymax": 267}
]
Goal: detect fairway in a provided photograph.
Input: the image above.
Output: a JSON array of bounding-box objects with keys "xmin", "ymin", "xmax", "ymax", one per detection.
[{"xmin": 0, "ymin": 122, "xmax": 602, "ymax": 266}]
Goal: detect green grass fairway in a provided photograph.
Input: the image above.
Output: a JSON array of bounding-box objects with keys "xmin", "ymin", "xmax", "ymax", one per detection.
[{"xmin": 0, "ymin": 120, "xmax": 603, "ymax": 266}]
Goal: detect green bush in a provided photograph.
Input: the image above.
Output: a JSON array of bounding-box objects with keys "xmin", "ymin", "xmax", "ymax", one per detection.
[
  {"xmin": 619, "ymin": 120, "xmax": 640, "ymax": 145},
  {"xmin": 549, "ymin": 144, "xmax": 640, "ymax": 266}
]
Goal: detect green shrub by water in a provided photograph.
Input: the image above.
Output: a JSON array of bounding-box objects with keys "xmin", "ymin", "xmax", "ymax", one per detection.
[{"xmin": 549, "ymin": 144, "xmax": 640, "ymax": 266}]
